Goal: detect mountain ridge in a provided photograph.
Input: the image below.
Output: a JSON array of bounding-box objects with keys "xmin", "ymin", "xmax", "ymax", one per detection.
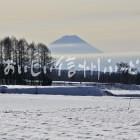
[{"xmin": 49, "ymin": 35, "xmax": 102, "ymax": 54}]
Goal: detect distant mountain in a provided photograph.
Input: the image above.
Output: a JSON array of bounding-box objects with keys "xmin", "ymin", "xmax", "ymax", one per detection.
[{"xmin": 49, "ymin": 35, "xmax": 101, "ymax": 54}]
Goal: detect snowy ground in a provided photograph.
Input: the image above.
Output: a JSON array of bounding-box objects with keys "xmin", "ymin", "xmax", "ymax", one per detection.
[
  {"xmin": 0, "ymin": 94, "xmax": 140, "ymax": 140},
  {"xmin": 109, "ymin": 90, "xmax": 140, "ymax": 95}
]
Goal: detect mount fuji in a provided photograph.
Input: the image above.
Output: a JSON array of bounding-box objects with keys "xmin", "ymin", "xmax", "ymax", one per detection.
[{"xmin": 49, "ymin": 35, "xmax": 101, "ymax": 54}]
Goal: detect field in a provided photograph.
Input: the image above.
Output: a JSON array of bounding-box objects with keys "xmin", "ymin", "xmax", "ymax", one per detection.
[{"xmin": 0, "ymin": 94, "xmax": 140, "ymax": 140}]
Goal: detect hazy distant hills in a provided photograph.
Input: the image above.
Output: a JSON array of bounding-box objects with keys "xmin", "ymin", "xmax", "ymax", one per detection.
[{"xmin": 49, "ymin": 35, "xmax": 101, "ymax": 54}]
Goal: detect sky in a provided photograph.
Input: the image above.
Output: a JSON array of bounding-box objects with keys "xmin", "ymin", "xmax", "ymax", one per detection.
[{"xmin": 0, "ymin": 0, "xmax": 139, "ymax": 53}]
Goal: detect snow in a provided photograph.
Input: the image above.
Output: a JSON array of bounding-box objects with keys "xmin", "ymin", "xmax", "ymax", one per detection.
[
  {"xmin": 49, "ymin": 35, "xmax": 101, "ymax": 54},
  {"xmin": 105, "ymin": 90, "xmax": 140, "ymax": 97},
  {"xmin": 109, "ymin": 90, "xmax": 140, "ymax": 95},
  {"xmin": 0, "ymin": 94, "xmax": 140, "ymax": 139}
]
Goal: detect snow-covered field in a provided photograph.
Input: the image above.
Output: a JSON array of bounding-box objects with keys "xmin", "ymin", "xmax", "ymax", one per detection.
[
  {"xmin": 109, "ymin": 90, "xmax": 140, "ymax": 95},
  {"xmin": 0, "ymin": 94, "xmax": 140, "ymax": 140}
]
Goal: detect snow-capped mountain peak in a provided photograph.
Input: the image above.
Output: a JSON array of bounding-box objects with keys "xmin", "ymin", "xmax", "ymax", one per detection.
[{"xmin": 49, "ymin": 35, "xmax": 101, "ymax": 54}]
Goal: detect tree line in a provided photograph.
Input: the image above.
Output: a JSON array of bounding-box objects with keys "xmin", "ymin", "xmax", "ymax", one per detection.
[
  {"xmin": 51, "ymin": 62, "xmax": 140, "ymax": 85},
  {"xmin": 0, "ymin": 36, "xmax": 140, "ymax": 86},
  {"xmin": 0, "ymin": 36, "xmax": 53, "ymax": 85}
]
